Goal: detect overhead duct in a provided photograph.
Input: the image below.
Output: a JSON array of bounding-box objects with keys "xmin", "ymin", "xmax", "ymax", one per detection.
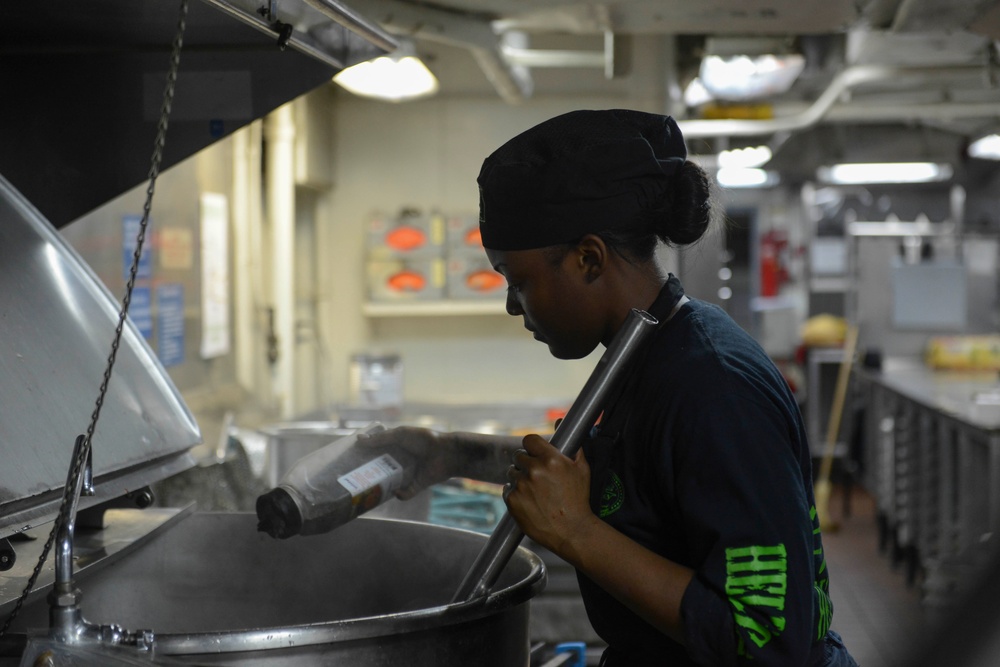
[
  {"xmin": 330, "ymin": 0, "xmax": 625, "ymax": 103},
  {"xmin": 354, "ymin": 0, "xmax": 533, "ymax": 103},
  {"xmin": 500, "ymin": 30, "xmax": 623, "ymax": 79},
  {"xmin": 890, "ymin": 0, "xmax": 991, "ymax": 32}
]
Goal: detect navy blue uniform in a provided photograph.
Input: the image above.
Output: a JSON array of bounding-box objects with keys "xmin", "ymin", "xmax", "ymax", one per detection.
[{"xmin": 580, "ymin": 276, "xmax": 853, "ymax": 666}]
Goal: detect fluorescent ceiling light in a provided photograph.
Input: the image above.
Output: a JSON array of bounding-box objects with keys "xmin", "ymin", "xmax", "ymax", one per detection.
[
  {"xmin": 699, "ymin": 53, "xmax": 805, "ymax": 101},
  {"xmin": 718, "ymin": 145, "xmax": 772, "ymax": 169},
  {"xmin": 717, "ymin": 168, "xmax": 778, "ymax": 189},
  {"xmin": 968, "ymin": 134, "xmax": 1000, "ymax": 160},
  {"xmin": 333, "ymin": 44, "xmax": 439, "ymax": 102},
  {"xmin": 817, "ymin": 162, "xmax": 953, "ymax": 185}
]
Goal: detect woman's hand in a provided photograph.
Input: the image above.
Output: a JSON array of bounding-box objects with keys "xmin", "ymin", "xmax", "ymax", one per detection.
[
  {"xmin": 504, "ymin": 434, "xmax": 596, "ymax": 557},
  {"xmin": 506, "ymin": 434, "xmax": 694, "ymax": 644},
  {"xmin": 357, "ymin": 426, "xmax": 456, "ymax": 499}
]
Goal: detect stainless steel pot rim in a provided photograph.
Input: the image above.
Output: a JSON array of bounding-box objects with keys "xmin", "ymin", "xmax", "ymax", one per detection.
[{"xmin": 152, "ymin": 551, "xmax": 545, "ymax": 656}]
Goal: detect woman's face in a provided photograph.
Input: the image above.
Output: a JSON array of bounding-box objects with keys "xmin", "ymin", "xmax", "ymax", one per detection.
[{"xmin": 486, "ymin": 245, "xmax": 606, "ymax": 360}]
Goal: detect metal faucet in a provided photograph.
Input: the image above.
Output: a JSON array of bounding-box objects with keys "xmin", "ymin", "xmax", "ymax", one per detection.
[{"xmin": 47, "ymin": 435, "xmax": 154, "ymax": 651}]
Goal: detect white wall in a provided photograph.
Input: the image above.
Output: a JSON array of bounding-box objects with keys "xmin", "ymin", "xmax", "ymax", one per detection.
[{"xmin": 317, "ymin": 92, "xmax": 676, "ymax": 407}]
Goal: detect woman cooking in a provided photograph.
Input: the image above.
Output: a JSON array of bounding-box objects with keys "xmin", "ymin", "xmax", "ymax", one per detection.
[{"xmin": 362, "ymin": 109, "xmax": 858, "ymax": 666}]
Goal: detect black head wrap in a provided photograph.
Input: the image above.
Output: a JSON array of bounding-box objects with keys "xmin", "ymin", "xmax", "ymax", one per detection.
[{"xmin": 477, "ymin": 109, "xmax": 688, "ymax": 251}]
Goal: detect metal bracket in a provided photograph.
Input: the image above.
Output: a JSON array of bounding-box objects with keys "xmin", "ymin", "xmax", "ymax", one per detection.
[
  {"xmin": 274, "ymin": 21, "xmax": 294, "ymax": 50},
  {"xmin": 257, "ymin": 0, "xmax": 278, "ymax": 21},
  {"xmin": 77, "ymin": 488, "xmax": 156, "ymax": 531}
]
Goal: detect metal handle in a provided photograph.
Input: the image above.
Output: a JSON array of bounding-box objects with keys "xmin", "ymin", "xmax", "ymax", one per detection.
[{"xmin": 452, "ymin": 308, "xmax": 659, "ymax": 603}]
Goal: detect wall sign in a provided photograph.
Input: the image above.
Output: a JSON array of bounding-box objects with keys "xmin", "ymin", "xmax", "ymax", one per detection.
[
  {"xmin": 129, "ymin": 286, "xmax": 153, "ymax": 339},
  {"xmin": 122, "ymin": 214, "xmax": 153, "ymax": 282},
  {"xmin": 157, "ymin": 283, "xmax": 185, "ymax": 367},
  {"xmin": 160, "ymin": 227, "xmax": 194, "ymax": 270}
]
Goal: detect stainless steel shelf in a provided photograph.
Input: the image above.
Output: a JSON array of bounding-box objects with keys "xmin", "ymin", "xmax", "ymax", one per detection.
[
  {"xmin": 809, "ymin": 276, "xmax": 850, "ymax": 293},
  {"xmin": 362, "ymin": 300, "xmax": 508, "ymax": 317}
]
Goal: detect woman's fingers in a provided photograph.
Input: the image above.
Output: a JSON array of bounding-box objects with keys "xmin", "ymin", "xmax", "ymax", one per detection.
[
  {"xmin": 521, "ymin": 433, "xmax": 551, "ymax": 456},
  {"xmin": 502, "ymin": 433, "xmax": 593, "ymax": 555},
  {"xmin": 511, "ymin": 448, "xmax": 528, "ymax": 469}
]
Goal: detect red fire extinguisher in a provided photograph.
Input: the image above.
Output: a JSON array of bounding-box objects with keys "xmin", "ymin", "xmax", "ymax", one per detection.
[{"xmin": 759, "ymin": 229, "xmax": 788, "ymax": 297}]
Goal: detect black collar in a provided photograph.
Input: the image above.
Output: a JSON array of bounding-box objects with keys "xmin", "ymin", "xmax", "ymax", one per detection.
[{"xmin": 646, "ymin": 274, "xmax": 686, "ymax": 323}]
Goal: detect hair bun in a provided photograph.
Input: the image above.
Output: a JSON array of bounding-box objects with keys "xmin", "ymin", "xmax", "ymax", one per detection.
[{"xmin": 655, "ymin": 161, "xmax": 713, "ymax": 246}]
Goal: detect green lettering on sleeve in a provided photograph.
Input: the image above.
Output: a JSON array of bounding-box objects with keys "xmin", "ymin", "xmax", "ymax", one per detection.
[
  {"xmin": 725, "ymin": 544, "xmax": 788, "ymax": 649},
  {"xmin": 815, "ymin": 583, "xmax": 833, "ymax": 640},
  {"xmin": 810, "ymin": 504, "xmax": 834, "ymax": 639}
]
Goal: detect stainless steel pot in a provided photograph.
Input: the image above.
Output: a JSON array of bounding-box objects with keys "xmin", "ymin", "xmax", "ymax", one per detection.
[{"xmin": 8, "ymin": 513, "xmax": 545, "ymax": 666}]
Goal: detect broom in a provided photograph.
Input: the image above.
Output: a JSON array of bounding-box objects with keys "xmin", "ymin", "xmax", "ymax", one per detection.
[{"xmin": 813, "ymin": 324, "xmax": 859, "ymax": 533}]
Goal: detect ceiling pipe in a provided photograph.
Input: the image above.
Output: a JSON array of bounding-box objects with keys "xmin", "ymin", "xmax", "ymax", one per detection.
[
  {"xmin": 300, "ymin": 0, "xmax": 399, "ymax": 52},
  {"xmin": 678, "ymin": 65, "xmax": 987, "ymax": 138},
  {"xmin": 501, "ymin": 45, "xmax": 604, "ymax": 68},
  {"xmin": 205, "ymin": 0, "xmax": 395, "ymax": 68},
  {"xmin": 823, "ymin": 101, "xmax": 1000, "ymax": 123},
  {"xmin": 353, "ymin": 0, "xmax": 533, "ymax": 103}
]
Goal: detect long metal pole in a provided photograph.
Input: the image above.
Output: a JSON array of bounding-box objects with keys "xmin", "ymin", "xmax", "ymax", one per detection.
[{"xmin": 452, "ymin": 308, "xmax": 659, "ymax": 603}]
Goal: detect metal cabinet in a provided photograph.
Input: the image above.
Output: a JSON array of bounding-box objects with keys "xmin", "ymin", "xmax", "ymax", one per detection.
[{"xmin": 807, "ymin": 347, "xmax": 848, "ymax": 458}]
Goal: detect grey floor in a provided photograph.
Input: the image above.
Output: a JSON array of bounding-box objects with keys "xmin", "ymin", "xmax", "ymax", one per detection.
[{"xmin": 823, "ymin": 487, "xmax": 927, "ymax": 667}]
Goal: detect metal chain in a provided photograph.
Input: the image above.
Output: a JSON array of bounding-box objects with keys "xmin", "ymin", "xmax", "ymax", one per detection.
[{"xmin": 0, "ymin": 0, "xmax": 189, "ymax": 639}]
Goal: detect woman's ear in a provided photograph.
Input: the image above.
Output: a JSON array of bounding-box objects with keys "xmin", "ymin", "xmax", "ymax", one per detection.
[{"xmin": 575, "ymin": 234, "xmax": 608, "ymax": 283}]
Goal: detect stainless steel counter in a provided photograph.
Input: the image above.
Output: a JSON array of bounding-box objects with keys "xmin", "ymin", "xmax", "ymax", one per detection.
[
  {"xmin": 860, "ymin": 357, "xmax": 1000, "ymax": 432},
  {"xmin": 854, "ymin": 357, "xmax": 1000, "ymax": 617}
]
